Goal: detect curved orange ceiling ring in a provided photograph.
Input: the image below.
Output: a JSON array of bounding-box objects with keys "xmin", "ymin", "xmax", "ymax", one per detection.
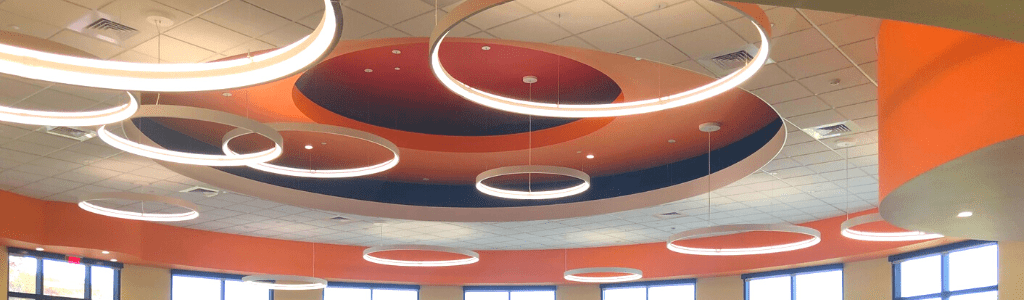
[
  {"xmin": 0, "ymin": 191, "xmax": 954, "ymax": 285},
  {"xmin": 877, "ymin": 21, "xmax": 1024, "ymax": 241}
]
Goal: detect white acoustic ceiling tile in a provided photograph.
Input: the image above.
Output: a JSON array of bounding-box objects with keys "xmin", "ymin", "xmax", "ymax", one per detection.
[
  {"xmin": 783, "ymin": 174, "xmax": 829, "ymax": 186},
  {"xmin": 836, "ymin": 100, "xmax": 877, "ymax": 120},
  {"xmin": 724, "ymin": 17, "xmax": 760, "ymax": 43},
  {"xmin": 740, "ymin": 64, "xmax": 792, "ymax": 90},
  {"xmin": 763, "ymin": 8, "xmax": 812, "ymax": 37},
  {"xmin": 768, "ymin": 28, "xmax": 832, "ymax": 61},
  {"xmin": 0, "ymin": 8, "xmax": 63, "ymax": 39},
  {"xmin": 54, "ymin": 168, "xmax": 120, "ymax": 184},
  {"xmin": 578, "ymin": 19, "xmax": 659, "ymax": 53},
  {"xmin": 488, "ymin": 14, "xmax": 570, "ymax": 44},
  {"xmin": 259, "ymin": 22, "xmax": 314, "ymax": 46},
  {"xmin": 22, "ymin": 89, "xmax": 98, "ymax": 112},
  {"xmin": 840, "ymin": 38, "xmax": 876, "ymax": 64},
  {"xmin": 3, "ymin": 140, "xmax": 55, "ymax": 156},
  {"xmin": 762, "ymin": 158, "xmax": 800, "ymax": 171},
  {"xmin": 97, "ymin": 0, "xmax": 194, "ymax": 49},
  {"xmin": 667, "ymin": 24, "xmax": 747, "ymax": 59},
  {"xmin": 780, "ymin": 141, "xmax": 830, "ymax": 158},
  {"xmin": 786, "ymin": 109, "xmax": 845, "ymax": 129},
  {"xmin": 694, "ymin": 0, "xmax": 742, "ymax": 21},
  {"xmin": 338, "ymin": 7, "xmax": 386, "ymax": 39},
  {"xmin": 604, "ymin": 0, "xmax": 686, "ymax": 17},
  {"xmin": 201, "ymin": 0, "xmax": 290, "ymax": 38},
  {"xmin": 165, "ymin": 18, "xmax": 251, "ymax": 53},
  {"xmin": 772, "ymin": 166, "xmax": 816, "ymax": 179},
  {"xmin": 772, "ymin": 96, "xmax": 830, "ymax": 118},
  {"xmin": 248, "ymin": 0, "xmax": 325, "ymax": 21},
  {"xmin": 751, "ymin": 81, "xmax": 812, "ymax": 104},
  {"xmin": 464, "ymin": 1, "xmax": 531, "ymax": 29},
  {"xmin": 296, "ymin": 10, "xmax": 325, "ymax": 28},
  {"xmin": 673, "ymin": 60, "xmax": 715, "ymax": 78},
  {"xmin": 395, "ymin": 10, "xmax": 479, "ymax": 37},
  {"xmin": 551, "ymin": 36, "xmax": 596, "ymax": 50},
  {"xmin": 18, "ymin": 130, "xmax": 79, "ymax": 148},
  {"xmin": 0, "ymin": 170, "xmax": 46, "ymax": 188},
  {"xmin": 0, "ymin": 75, "xmax": 45, "ymax": 102},
  {"xmin": 89, "ymin": 158, "xmax": 146, "ymax": 173},
  {"xmin": 132, "ymin": 35, "xmax": 215, "ymax": 63},
  {"xmin": 791, "ymin": 150, "xmax": 842, "ymax": 166},
  {"xmin": 620, "ymin": 40, "xmax": 688, "ymax": 65},
  {"xmin": 0, "ymin": 0, "xmax": 89, "ymax": 28},
  {"xmin": 854, "ymin": 116, "xmax": 878, "ymax": 131},
  {"xmin": 634, "ymin": 1, "xmax": 719, "ymax": 38},
  {"xmin": 110, "ymin": 50, "xmax": 158, "ymax": 63},
  {"xmin": 541, "ymin": 0, "xmax": 626, "ymax": 34},
  {"xmin": 800, "ymin": 9, "xmax": 853, "ymax": 25},
  {"xmin": 777, "ymin": 48, "xmax": 852, "ymax": 79},
  {"xmin": 798, "ymin": 67, "xmax": 871, "ymax": 94},
  {"xmin": 360, "ymin": 27, "xmax": 410, "ymax": 39},
  {"xmin": 150, "ymin": 0, "xmax": 221, "ymax": 15},
  {"xmin": 819, "ymin": 16, "xmax": 881, "ymax": 46},
  {"xmin": 817, "ymin": 83, "xmax": 876, "ymax": 108},
  {"xmin": 0, "ymin": 148, "xmax": 40, "ymax": 165},
  {"xmin": 859, "ymin": 61, "xmax": 878, "ymax": 82}
]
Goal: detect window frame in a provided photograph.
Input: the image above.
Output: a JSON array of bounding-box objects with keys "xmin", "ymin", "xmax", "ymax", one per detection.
[
  {"xmin": 463, "ymin": 285, "xmax": 556, "ymax": 300},
  {"xmin": 323, "ymin": 281, "xmax": 420, "ymax": 300},
  {"xmin": 890, "ymin": 240, "xmax": 998, "ymax": 300},
  {"xmin": 7, "ymin": 247, "xmax": 122, "ymax": 300},
  {"xmin": 169, "ymin": 269, "xmax": 274, "ymax": 300},
  {"xmin": 742, "ymin": 263, "xmax": 844, "ymax": 300},
  {"xmin": 600, "ymin": 278, "xmax": 697, "ymax": 300}
]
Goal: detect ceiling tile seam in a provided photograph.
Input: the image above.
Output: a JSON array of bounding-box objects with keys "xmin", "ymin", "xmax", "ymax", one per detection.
[
  {"xmin": 795, "ymin": 8, "xmax": 878, "ymax": 87},
  {"xmin": 592, "ymin": 0, "xmax": 716, "ymax": 74},
  {"xmin": 99, "ymin": 0, "xmax": 230, "ymax": 62}
]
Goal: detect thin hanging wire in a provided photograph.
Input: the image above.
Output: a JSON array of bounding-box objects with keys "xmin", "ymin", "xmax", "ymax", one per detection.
[
  {"xmin": 845, "ymin": 147, "xmax": 851, "ymax": 220},
  {"xmin": 706, "ymin": 131, "xmax": 712, "ymax": 226},
  {"xmin": 556, "ymin": 14, "xmax": 561, "ymax": 107},
  {"xmin": 434, "ymin": 0, "xmax": 438, "ymax": 26},
  {"xmin": 528, "ymin": 82, "xmax": 533, "ymax": 192},
  {"xmin": 311, "ymin": 242, "xmax": 316, "ymax": 277}
]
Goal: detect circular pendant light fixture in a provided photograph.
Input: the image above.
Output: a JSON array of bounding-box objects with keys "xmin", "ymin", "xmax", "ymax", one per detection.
[
  {"xmin": 476, "ymin": 165, "xmax": 591, "ymax": 200},
  {"xmin": 0, "ymin": 91, "xmax": 138, "ymax": 126},
  {"xmin": 78, "ymin": 192, "xmax": 199, "ymax": 222},
  {"xmin": 666, "ymin": 123, "xmax": 821, "ymax": 256},
  {"xmin": 241, "ymin": 275, "xmax": 328, "ymax": 290},
  {"xmin": 363, "ymin": 244, "xmax": 480, "ymax": 267},
  {"xmin": 840, "ymin": 213, "xmax": 943, "ymax": 241},
  {"xmin": 428, "ymin": 0, "xmax": 771, "ymax": 118},
  {"xmin": 222, "ymin": 123, "xmax": 400, "ymax": 178},
  {"xmin": 0, "ymin": 0, "xmax": 341, "ymax": 92},
  {"xmin": 98, "ymin": 105, "xmax": 284, "ymax": 166},
  {"xmin": 563, "ymin": 267, "xmax": 643, "ymax": 283}
]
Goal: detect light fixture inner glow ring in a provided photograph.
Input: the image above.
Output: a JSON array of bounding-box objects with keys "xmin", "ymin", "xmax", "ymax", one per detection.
[
  {"xmin": 667, "ymin": 224, "xmax": 821, "ymax": 256},
  {"xmin": 563, "ymin": 267, "xmax": 643, "ymax": 283},
  {"xmin": 98, "ymin": 105, "xmax": 284, "ymax": 166},
  {"xmin": 241, "ymin": 275, "xmax": 328, "ymax": 290},
  {"xmin": 840, "ymin": 213, "xmax": 944, "ymax": 241},
  {"xmin": 363, "ymin": 244, "xmax": 479, "ymax": 267},
  {"xmin": 475, "ymin": 165, "xmax": 591, "ymax": 200},
  {"xmin": 428, "ymin": 0, "xmax": 771, "ymax": 118},
  {"xmin": 0, "ymin": 0, "xmax": 341, "ymax": 91},
  {"xmin": 0, "ymin": 91, "xmax": 138, "ymax": 126},
  {"xmin": 78, "ymin": 192, "xmax": 199, "ymax": 222},
  {"xmin": 222, "ymin": 122, "xmax": 399, "ymax": 178}
]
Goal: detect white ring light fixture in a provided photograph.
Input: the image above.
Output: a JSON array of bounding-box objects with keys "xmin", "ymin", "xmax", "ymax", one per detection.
[
  {"xmin": 840, "ymin": 213, "xmax": 944, "ymax": 241},
  {"xmin": 241, "ymin": 275, "xmax": 328, "ymax": 290},
  {"xmin": 428, "ymin": 0, "xmax": 771, "ymax": 118},
  {"xmin": 0, "ymin": 0, "xmax": 340, "ymax": 91},
  {"xmin": 0, "ymin": 91, "xmax": 138, "ymax": 126},
  {"xmin": 667, "ymin": 224, "xmax": 821, "ymax": 256},
  {"xmin": 563, "ymin": 267, "xmax": 643, "ymax": 283},
  {"xmin": 363, "ymin": 244, "xmax": 479, "ymax": 267},
  {"xmin": 98, "ymin": 105, "xmax": 284, "ymax": 166},
  {"xmin": 475, "ymin": 165, "xmax": 591, "ymax": 200},
  {"xmin": 222, "ymin": 122, "xmax": 400, "ymax": 178},
  {"xmin": 78, "ymin": 192, "xmax": 199, "ymax": 222}
]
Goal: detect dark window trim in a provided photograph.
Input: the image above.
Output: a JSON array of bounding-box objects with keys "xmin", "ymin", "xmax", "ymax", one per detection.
[
  {"xmin": 169, "ymin": 269, "xmax": 273, "ymax": 300},
  {"xmin": 323, "ymin": 281, "xmax": 420, "ymax": 300},
  {"xmin": 464, "ymin": 286, "xmax": 557, "ymax": 292},
  {"xmin": 599, "ymin": 278, "xmax": 697, "ymax": 300},
  {"xmin": 891, "ymin": 241, "xmax": 998, "ymax": 300},
  {"xmin": 7, "ymin": 247, "xmax": 122, "ymax": 300},
  {"xmin": 742, "ymin": 263, "xmax": 844, "ymax": 300}
]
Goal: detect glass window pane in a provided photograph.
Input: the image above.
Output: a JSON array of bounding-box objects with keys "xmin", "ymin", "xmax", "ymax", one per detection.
[
  {"xmin": 949, "ymin": 291, "xmax": 998, "ymax": 300},
  {"xmin": 899, "ymin": 255, "xmax": 941, "ymax": 297},
  {"xmin": 604, "ymin": 286, "xmax": 646, "ymax": 300},
  {"xmin": 795, "ymin": 270, "xmax": 842, "ymax": 300},
  {"xmin": 650, "ymin": 284, "xmax": 695, "ymax": 300},
  {"xmin": 373, "ymin": 289, "xmax": 418, "ymax": 300},
  {"xmin": 225, "ymin": 280, "xmax": 270, "ymax": 300},
  {"xmin": 43, "ymin": 259, "xmax": 86, "ymax": 298},
  {"xmin": 748, "ymin": 276, "xmax": 791, "ymax": 300},
  {"xmin": 324, "ymin": 287, "xmax": 371, "ymax": 300},
  {"xmin": 465, "ymin": 291, "xmax": 508, "ymax": 300},
  {"xmin": 91, "ymin": 266, "xmax": 116, "ymax": 300},
  {"xmin": 949, "ymin": 244, "xmax": 999, "ymax": 291},
  {"xmin": 171, "ymin": 275, "xmax": 221, "ymax": 300},
  {"xmin": 8, "ymin": 255, "xmax": 37, "ymax": 294},
  {"xmin": 510, "ymin": 291, "xmax": 555, "ymax": 300}
]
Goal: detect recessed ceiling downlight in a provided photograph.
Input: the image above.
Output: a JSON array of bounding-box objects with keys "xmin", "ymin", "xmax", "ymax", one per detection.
[
  {"xmin": 78, "ymin": 192, "xmax": 199, "ymax": 222},
  {"xmin": 0, "ymin": 0, "xmax": 341, "ymax": 92},
  {"xmin": 241, "ymin": 275, "xmax": 328, "ymax": 290},
  {"xmin": 0, "ymin": 91, "xmax": 138, "ymax": 126},
  {"xmin": 840, "ymin": 213, "xmax": 943, "ymax": 242},
  {"xmin": 428, "ymin": 0, "xmax": 771, "ymax": 118},
  {"xmin": 363, "ymin": 244, "xmax": 479, "ymax": 267},
  {"xmin": 958, "ymin": 211, "xmax": 973, "ymax": 218},
  {"xmin": 564, "ymin": 267, "xmax": 643, "ymax": 283}
]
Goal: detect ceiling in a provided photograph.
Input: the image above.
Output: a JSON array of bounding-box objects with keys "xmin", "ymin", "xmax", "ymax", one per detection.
[{"xmin": 0, "ymin": 0, "xmax": 882, "ymax": 250}]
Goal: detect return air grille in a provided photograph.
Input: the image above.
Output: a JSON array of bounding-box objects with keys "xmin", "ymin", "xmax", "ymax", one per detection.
[
  {"xmin": 45, "ymin": 126, "xmax": 96, "ymax": 141},
  {"xmin": 180, "ymin": 186, "xmax": 220, "ymax": 197},
  {"xmin": 68, "ymin": 12, "xmax": 140, "ymax": 44},
  {"xmin": 801, "ymin": 120, "xmax": 863, "ymax": 140}
]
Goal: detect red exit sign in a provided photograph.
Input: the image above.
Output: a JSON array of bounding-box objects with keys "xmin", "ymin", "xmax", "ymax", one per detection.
[{"xmin": 67, "ymin": 256, "xmax": 81, "ymax": 264}]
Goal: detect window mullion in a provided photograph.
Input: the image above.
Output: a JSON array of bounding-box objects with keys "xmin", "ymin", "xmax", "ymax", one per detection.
[
  {"xmin": 36, "ymin": 256, "xmax": 45, "ymax": 296},
  {"xmin": 85, "ymin": 264, "xmax": 93, "ymax": 300},
  {"xmin": 941, "ymin": 253, "xmax": 950, "ymax": 300},
  {"xmin": 220, "ymin": 279, "xmax": 227, "ymax": 300}
]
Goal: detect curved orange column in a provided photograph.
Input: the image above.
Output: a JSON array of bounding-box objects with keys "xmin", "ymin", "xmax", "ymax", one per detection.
[{"xmin": 878, "ymin": 20, "xmax": 1024, "ymax": 240}]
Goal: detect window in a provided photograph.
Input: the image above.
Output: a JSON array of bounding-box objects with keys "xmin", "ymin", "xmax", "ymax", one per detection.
[
  {"xmin": 892, "ymin": 241, "xmax": 998, "ymax": 300},
  {"xmin": 744, "ymin": 264, "xmax": 843, "ymax": 300},
  {"xmin": 323, "ymin": 283, "xmax": 419, "ymax": 300},
  {"xmin": 170, "ymin": 270, "xmax": 271, "ymax": 300},
  {"xmin": 7, "ymin": 247, "xmax": 121, "ymax": 300},
  {"xmin": 601, "ymin": 279, "xmax": 695, "ymax": 300},
  {"xmin": 464, "ymin": 286, "xmax": 555, "ymax": 300}
]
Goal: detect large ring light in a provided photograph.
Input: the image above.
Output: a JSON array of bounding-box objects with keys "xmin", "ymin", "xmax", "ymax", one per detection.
[
  {"xmin": 0, "ymin": 0, "xmax": 341, "ymax": 92},
  {"xmin": 98, "ymin": 105, "xmax": 284, "ymax": 166},
  {"xmin": 667, "ymin": 224, "xmax": 821, "ymax": 256},
  {"xmin": 840, "ymin": 213, "xmax": 944, "ymax": 241},
  {"xmin": 222, "ymin": 122, "xmax": 400, "ymax": 178},
  {"xmin": 563, "ymin": 267, "xmax": 643, "ymax": 283},
  {"xmin": 0, "ymin": 91, "xmax": 138, "ymax": 126},
  {"xmin": 475, "ymin": 165, "xmax": 591, "ymax": 200},
  {"xmin": 241, "ymin": 275, "xmax": 328, "ymax": 290},
  {"xmin": 78, "ymin": 192, "xmax": 199, "ymax": 222},
  {"xmin": 363, "ymin": 244, "xmax": 479, "ymax": 267},
  {"xmin": 428, "ymin": 0, "xmax": 771, "ymax": 118}
]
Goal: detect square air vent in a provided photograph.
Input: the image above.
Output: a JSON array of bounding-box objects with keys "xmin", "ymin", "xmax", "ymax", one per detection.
[
  {"xmin": 67, "ymin": 11, "xmax": 139, "ymax": 44},
  {"xmin": 180, "ymin": 186, "xmax": 220, "ymax": 197},
  {"xmin": 697, "ymin": 44, "xmax": 774, "ymax": 77},
  {"xmin": 45, "ymin": 126, "xmax": 96, "ymax": 141},
  {"xmin": 801, "ymin": 120, "xmax": 863, "ymax": 140}
]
